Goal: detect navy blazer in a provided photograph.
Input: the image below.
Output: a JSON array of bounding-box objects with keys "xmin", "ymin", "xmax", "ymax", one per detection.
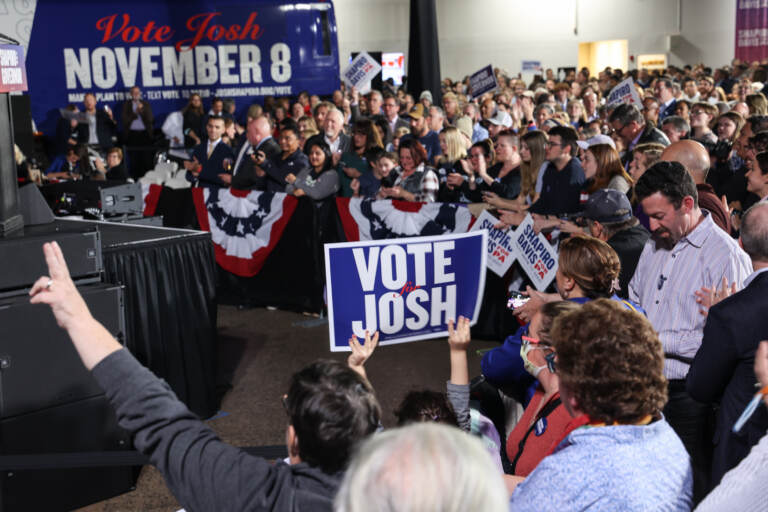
[
  {"xmin": 260, "ymin": 149, "xmax": 310, "ymax": 193},
  {"xmin": 687, "ymin": 270, "xmax": 768, "ymax": 491},
  {"xmin": 186, "ymin": 140, "xmax": 236, "ymax": 187},
  {"xmin": 657, "ymin": 99, "xmax": 677, "ymax": 123}
]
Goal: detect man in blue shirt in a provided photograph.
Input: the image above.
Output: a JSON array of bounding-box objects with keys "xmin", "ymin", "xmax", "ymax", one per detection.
[{"xmin": 402, "ymin": 104, "xmax": 441, "ymax": 163}]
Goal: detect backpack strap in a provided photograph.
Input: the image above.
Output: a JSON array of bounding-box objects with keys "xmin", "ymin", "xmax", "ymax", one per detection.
[{"xmin": 509, "ymin": 396, "xmax": 562, "ymax": 474}]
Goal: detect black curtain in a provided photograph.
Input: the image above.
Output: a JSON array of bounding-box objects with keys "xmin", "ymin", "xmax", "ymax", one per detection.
[
  {"xmin": 407, "ymin": 0, "xmax": 442, "ymax": 106},
  {"xmin": 102, "ymin": 235, "xmax": 219, "ymax": 419}
]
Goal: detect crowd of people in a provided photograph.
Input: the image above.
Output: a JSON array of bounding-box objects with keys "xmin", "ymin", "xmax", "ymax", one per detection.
[{"xmin": 28, "ymin": 57, "xmax": 768, "ymax": 511}]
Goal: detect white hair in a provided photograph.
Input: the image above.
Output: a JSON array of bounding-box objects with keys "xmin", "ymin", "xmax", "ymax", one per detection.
[{"xmin": 334, "ymin": 423, "xmax": 508, "ymax": 512}]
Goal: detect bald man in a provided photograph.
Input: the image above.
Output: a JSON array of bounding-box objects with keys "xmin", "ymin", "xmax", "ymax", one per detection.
[
  {"xmin": 230, "ymin": 116, "xmax": 280, "ymax": 190},
  {"xmin": 661, "ymin": 140, "xmax": 731, "ymax": 234}
]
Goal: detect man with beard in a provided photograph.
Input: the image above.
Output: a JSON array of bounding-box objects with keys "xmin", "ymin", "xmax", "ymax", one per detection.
[{"xmin": 629, "ymin": 161, "xmax": 752, "ymax": 504}]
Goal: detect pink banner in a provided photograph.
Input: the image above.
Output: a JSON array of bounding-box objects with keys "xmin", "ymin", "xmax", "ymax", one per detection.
[{"xmin": 736, "ymin": 0, "xmax": 768, "ymax": 62}]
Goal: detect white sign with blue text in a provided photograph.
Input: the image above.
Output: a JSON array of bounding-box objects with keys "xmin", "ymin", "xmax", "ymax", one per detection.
[
  {"xmin": 470, "ymin": 210, "xmax": 516, "ymax": 277},
  {"xmin": 325, "ymin": 231, "xmax": 488, "ymax": 352},
  {"xmin": 511, "ymin": 214, "xmax": 559, "ymax": 291}
]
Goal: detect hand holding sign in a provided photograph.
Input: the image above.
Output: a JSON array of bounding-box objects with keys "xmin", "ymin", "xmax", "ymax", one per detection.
[
  {"xmin": 325, "ymin": 232, "xmax": 487, "ymax": 351},
  {"xmin": 348, "ymin": 330, "xmax": 379, "ymax": 379}
]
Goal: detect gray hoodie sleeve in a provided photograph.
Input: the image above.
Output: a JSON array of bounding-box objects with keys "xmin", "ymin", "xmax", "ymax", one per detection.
[{"xmin": 446, "ymin": 381, "xmax": 471, "ymax": 432}]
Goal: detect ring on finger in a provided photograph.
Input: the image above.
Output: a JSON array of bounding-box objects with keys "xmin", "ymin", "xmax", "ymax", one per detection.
[{"xmin": 45, "ymin": 279, "xmax": 53, "ymax": 290}]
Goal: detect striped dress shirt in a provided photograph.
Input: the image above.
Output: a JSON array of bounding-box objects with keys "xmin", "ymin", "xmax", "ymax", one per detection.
[
  {"xmin": 629, "ymin": 212, "xmax": 753, "ymax": 379},
  {"xmin": 694, "ymin": 430, "xmax": 768, "ymax": 512}
]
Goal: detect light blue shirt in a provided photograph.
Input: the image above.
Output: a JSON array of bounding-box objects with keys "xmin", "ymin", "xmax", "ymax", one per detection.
[
  {"xmin": 510, "ymin": 419, "xmax": 692, "ymax": 511},
  {"xmin": 472, "ymin": 122, "xmax": 489, "ymax": 143}
]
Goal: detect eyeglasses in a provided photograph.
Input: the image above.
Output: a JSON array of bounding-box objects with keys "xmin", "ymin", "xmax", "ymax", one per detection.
[
  {"xmin": 607, "ymin": 123, "xmax": 628, "ymax": 136},
  {"xmin": 545, "ymin": 141, "xmax": 562, "ymax": 148}
]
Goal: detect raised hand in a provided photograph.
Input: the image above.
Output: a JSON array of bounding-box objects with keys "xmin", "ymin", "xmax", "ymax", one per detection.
[
  {"xmin": 694, "ymin": 276, "xmax": 738, "ymax": 316},
  {"xmin": 348, "ymin": 330, "xmax": 379, "ymax": 379},
  {"xmin": 447, "ymin": 316, "xmax": 471, "ymax": 352},
  {"xmin": 29, "ymin": 242, "xmax": 91, "ymax": 330}
]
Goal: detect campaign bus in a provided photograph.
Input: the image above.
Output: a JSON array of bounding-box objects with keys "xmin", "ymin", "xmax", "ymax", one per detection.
[{"xmin": 19, "ymin": 0, "xmax": 341, "ymax": 135}]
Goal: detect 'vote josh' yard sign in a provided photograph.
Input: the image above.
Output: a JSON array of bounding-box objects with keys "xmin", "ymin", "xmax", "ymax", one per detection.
[{"xmin": 325, "ymin": 231, "xmax": 487, "ymax": 352}]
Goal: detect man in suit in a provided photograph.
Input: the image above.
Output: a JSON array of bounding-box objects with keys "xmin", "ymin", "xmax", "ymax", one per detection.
[
  {"xmin": 609, "ymin": 103, "xmax": 670, "ymax": 168},
  {"xmin": 121, "ymin": 86, "xmax": 155, "ymax": 180},
  {"xmin": 656, "ymin": 77, "xmax": 678, "ymax": 123},
  {"xmin": 80, "ymin": 92, "xmax": 117, "ymax": 154},
  {"xmin": 184, "ymin": 115, "xmax": 235, "ymax": 187},
  {"xmin": 687, "ymin": 201, "xmax": 767, "ymax": 494},
  {"xmin": 321, "ymin": 108, "xmax": 350, "ymax": 166},
  {"xmin": 382, "ymin": 93, "xmax": 409, "ymax": 145},
  {"xmin": 226, "ymin": 116, "xmax": 280, "ymax": 190}
]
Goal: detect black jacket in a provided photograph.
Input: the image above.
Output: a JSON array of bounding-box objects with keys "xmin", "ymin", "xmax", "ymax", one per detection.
[
  {"xmin": 93, "ymin": 349, "xmax": 341, "ymax": 511},
  {"xmin": 687, "ymin": 271, "xmax": 768, "ymax": 491},
  {"xmin": 230, "ymin": 137, "xmax": 282, "ymax": 191},
  {"xmin": 607, "ymin": 222, "xmax": 650, "ymax": 299},
  {"xmin": 260, "ymin": 148, "xmax": 310, "ymax": 193},
  {"xmin": 529, "ymin": 158, "xmax": 586, "ymax": 216},
  {"xmin": 78, "ymin": 110, "xmax": 118, "ymax": 149}
]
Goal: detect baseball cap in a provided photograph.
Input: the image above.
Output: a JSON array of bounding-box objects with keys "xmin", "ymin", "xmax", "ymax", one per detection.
[
  {"xmin": 419, "ymin": 90, "xmax": 433, "ymax": 103},
  {"xmin": 488, "ymin": 110, "xmax": 513, "ymax": 127},
  {"xmin": 576, "ymin": 134, "xmax": 616, "ymax": 151},
  {"xmin": 407, "ymin": 104, "xmax": 426, "ymax": 120},
  {"xmin": 582, "ymin": 189, "xmax": 633, "ymax": 223}
]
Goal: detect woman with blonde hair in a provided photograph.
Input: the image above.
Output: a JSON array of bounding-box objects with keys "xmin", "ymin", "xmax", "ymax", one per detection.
[
  {"xmin": 567, "ymin": 99, "xmax": 587, "ymax": 130},
  {"xmin": 436, "ymin": 126, "xmax": 469, "ymax": 202}
]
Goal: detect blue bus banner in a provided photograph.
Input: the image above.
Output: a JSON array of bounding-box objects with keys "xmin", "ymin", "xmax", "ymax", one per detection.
[
  {"xmin": 325, "ymin": 231, "xmax": 487, "ymax": 352},
  {"xmin": 27, "ymin": 0, "xmax": 340, "ymax": 135}
]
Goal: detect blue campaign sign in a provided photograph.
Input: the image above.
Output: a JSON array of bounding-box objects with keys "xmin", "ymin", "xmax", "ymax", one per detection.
[
  {"xmin": 469, "ymin": 64, "xmax": 498, "ymax": 99},
  {"xmin": 325, "ymin": 231, "xmax": 488, "ymax": 352},
  {"xmin": 26, "ymin": 0, "xmax": 341, "ymax": 135}
]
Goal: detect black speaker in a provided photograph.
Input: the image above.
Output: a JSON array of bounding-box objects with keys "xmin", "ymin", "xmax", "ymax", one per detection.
[
  {"xmin": 18, "ymin": 183, "xmax": 55, "ymax": 226},
  {"xmin": 0, "ymin": 283, "xmax": 137, "ymax": 511},
  {"xmin": 0, "ymin": 229, "xmax": 102, "ymax": 296}
]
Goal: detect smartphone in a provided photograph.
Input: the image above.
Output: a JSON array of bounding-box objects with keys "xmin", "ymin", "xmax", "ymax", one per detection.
[{"xmin": 507, "ymin": 290, "xmax": 530, "ymax": 310}]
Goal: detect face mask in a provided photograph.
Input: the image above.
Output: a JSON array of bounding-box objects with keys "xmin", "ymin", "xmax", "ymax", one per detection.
[{"xmin": 520, "ymin": 342, "xmax": 548, "ymax": 378}]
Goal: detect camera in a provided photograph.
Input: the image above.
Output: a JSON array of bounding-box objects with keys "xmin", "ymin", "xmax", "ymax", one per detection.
[
  {"xmin": 507, "ymin": 290, "xmax": 530, "ymax": 310},
  {"xmin": 380, "ymin": 173, "xmax": 396, "ymax": 188}
]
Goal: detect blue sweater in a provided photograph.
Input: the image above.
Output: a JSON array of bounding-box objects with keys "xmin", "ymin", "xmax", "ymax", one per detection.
[{"xmin": 510, "ymin": 418, "xmax": 692, "ymax": 511}]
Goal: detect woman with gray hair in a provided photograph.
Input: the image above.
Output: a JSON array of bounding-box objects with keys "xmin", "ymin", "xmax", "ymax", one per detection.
[{"xmin": 334, "ymin": 423, "xmax": 509, "ymax": 512}]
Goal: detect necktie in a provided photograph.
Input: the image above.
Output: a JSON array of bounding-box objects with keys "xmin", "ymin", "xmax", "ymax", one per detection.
[{"xmin": 207, "ymin": 142, "xmax": 214, "ymax": 159}]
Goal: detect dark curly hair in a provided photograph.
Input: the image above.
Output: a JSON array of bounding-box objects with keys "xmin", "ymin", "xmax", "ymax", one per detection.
[
  {"xmin": 634, "ymin": 160, "xmax": 698, "ymax": 209},
  {"xmin": 394, "ymin": 390, "xmax": 459, "ymax": 427},
  {"xmin": 550, "ymin": 299, "xmax": 668, "ymax": 424},
  {"xmin": 558, "ymin": 235, "xmax": 621, "ymax": 299}
]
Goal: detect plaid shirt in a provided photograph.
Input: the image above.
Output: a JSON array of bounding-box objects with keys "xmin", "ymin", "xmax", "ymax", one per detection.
[{"xmin": 395, "ymin": 164, "xmax": 439, "ymax": 202}]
